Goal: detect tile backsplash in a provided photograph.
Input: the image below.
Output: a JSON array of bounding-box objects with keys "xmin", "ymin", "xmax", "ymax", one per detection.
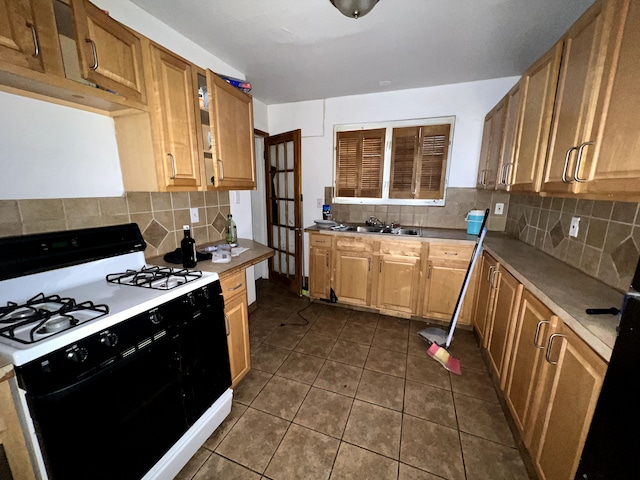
[
  {"xmin": 506, "ymin": 193, "xmax": 640, "ymax": 291},
  {"xmin": 329, "ymin": 188, "xmax": 510, "ymax": 231},
  {"xmin": 0, "ymin": 191, "xmax": 231, "ymax": 259}
]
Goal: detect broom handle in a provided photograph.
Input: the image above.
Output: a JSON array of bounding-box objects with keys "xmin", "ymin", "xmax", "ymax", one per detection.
[{"xmin": 444, "ymin": 209, "xmax": 490, "ymax": 349}]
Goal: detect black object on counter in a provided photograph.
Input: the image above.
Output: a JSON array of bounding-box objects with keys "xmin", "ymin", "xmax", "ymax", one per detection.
[
  {"xmin": 163, "ymin": 248, "xmax": 211, "ymax": 265},
  {"xmin": 181, "ymin": 225, "xmax": 197, "ymax": 268},
  {"xmin": 585, "ymin": 307, "xmax": 620, "ymax": 315}
]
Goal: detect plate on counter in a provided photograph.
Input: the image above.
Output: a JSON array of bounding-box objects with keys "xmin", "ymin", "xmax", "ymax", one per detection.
[{"xmin": 314, "ymin": 219, "xmax": 338, "ymax": 229}]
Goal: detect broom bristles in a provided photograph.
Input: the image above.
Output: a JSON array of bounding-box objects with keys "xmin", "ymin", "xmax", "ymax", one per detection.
[{"xmin": 427, "ymin": 343, "xmax": 462, "ymax": 375}]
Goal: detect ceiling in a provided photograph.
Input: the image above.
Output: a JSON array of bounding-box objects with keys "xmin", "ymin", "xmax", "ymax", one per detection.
[{"xmin": 129, "ymin": 0, "xmax": 594, "ymax": 105}]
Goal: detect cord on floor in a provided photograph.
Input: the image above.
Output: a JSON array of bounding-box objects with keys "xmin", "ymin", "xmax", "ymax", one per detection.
[{"xmin": 280, "ymin": 298, "xmax": 316, "ymax": 327}]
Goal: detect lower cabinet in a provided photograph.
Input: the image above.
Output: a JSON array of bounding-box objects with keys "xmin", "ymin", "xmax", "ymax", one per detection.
[
  {"xmin": 308, "ymin": 233, "xmax": 332, "ymax": 300},
  {"xmin": 333, "ymin": 236, "xmax": 374, "ymax": 307},
  {"xmin": 220, "ymin": 270, "xmax": 250, "ymax": 388},
  {"xmin": 472, "ymin": 252, "xmax": 499, "ymax": 343},
  {"xmin": 375, "ymin": 253, "xmax": 421, "ymax": 314}
]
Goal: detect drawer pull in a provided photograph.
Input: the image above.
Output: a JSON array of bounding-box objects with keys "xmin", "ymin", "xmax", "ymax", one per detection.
[
  {"xmin": 533, "ymin": 320, "xmax": 550, "ymax": 349},
  {"xmin": 228, "ymin": 283, "xmax": 243, "ymax": 291},
  {"xmin": 444, "ymin": 252, "xmax": 458, "ymax": 256}
]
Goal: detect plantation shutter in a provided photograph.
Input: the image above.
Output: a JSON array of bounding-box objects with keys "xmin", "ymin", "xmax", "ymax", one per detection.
[
  {"xmin": 336, "ymin": 129, "xmax": 384, "ymax": 198},
  {"xmin": 389, "ymin": 124, "xmax": 450, "ymax": 199}
]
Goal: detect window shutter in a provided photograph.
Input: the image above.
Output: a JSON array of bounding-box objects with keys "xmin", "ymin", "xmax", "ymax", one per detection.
[
  {"xmin": 336, "ymin": 131, "xmax": 359, "ymax": 197},
  {"xmin": 359, "ymin": 129, "xmax": 385, "ymax": 198},
  {"xmin": 416, "ymin": 124, "xmax": 450, "ymax": 199},
  {"xmin": 336, "ymin": 129, "xmax": 384, "ymax": 198},
  {"xmin": 389, "ymin": 127, "xmax": 419, "ymax": 199}
]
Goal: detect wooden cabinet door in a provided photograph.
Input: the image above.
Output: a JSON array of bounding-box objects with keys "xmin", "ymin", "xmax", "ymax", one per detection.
[
  {"xmin": 150, "ymin": 44, "xmax": 201, "ymax": 190},
  {"xmin": 529, "ymin": 323, "xmax": 607, "ymax": 480},
  {"xmin": 504, "ymin": 290, "xmax": 558, "ymax": 440},
  {"xmin": 472, "ymin": 253, "xmax": 499, "ymax": 344},
  {"xmin": 334, "ymin": 250, "xmax": 372, "ymax": 306},
  {"xmin": 486, "ymin": 267, "xmax": 523, "ymax": 387},
  {"xmin": 376, "ymin": 255, "xmax": 420, "ymax": 314},
  {"xmin": 476, "ymin": 115, "xmax": 493, "ymax": 189},
  {"xmin": 71, "ymin": 0, "xmax": 146, "ymax": 103},
  {"xmin": 485, "ymin": 97, "xmax": 508, "ymax": 190},
  {"xmin": 208, "ymin": 71, "xmax": 256, "ymax": 189},
  {"xmin": 225, "ymin": 294, "xmax": 250, "ymax": 387},
  {"xmin": 0, "ymin": 0, "xmax": 45, "ymax": 72},
  {"xmin": 543, "ymin": 0, "xmax": 611, "ymax": 194},
  {"xmin": 423, "ymin": 261, "xmax": 477, "ymax": 325},
  {"xmin": 309, "ymin": 246, "xmax": 331, "ymax": 300},
  {"xmin": 497, "ymin": 82, "xmax": 522, "ymax": 191},
  {"xmin": 510, "ymin": 42, "xmax": 562, "ymax": 192}
]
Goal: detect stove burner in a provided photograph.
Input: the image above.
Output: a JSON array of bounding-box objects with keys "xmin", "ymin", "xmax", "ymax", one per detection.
[
  {"xmin": 106, "ymin": 266, "xmax": 202, "ymax": 290},
  {"xmin": 2, "ymin": 307, "xmax": 37, "ymax": 322},
  {"xmin": 37, "ymin": 315, "xmax": 78, "ymax": 334}
]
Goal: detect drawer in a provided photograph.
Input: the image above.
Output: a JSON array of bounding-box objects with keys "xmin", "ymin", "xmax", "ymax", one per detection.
[
  {"xmin": 335, "ymin": 236, "xmax": 374, "ymax": 253},
  {"xmin": 220, "ymin": 270, "xmax": 247, "ymax": 300},
  {"xmin": 379, "ymin": 240, "xmax": 421, "ymax": 257},
  {"xmin": 309, "ymin": 233, "xmax": 332, "ymax": 248},
  {"xmin": 428, "ymin": 243, "xmax": 474, "ymax": 261}
]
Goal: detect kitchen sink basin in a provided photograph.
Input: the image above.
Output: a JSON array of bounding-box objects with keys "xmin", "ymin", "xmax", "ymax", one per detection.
[{"xmin": 341, "ymin": 225, "xmax": 419, "ymax": 236}]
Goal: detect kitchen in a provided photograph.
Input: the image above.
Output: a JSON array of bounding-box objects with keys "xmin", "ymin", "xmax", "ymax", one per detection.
[{"xmin": 1, "ymin": 0, "xmax": 640, "ymax": 479}]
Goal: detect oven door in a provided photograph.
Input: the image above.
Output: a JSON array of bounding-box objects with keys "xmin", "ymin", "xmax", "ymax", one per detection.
[{"xmin": 25, "ymin": 331, "xmax": 187, "ymax": 480}]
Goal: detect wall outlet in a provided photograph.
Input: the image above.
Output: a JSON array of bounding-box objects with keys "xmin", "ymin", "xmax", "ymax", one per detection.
[
  {"xmin": 494, "ymin": 203, "xmax": 504, "ymax": 215},
  {"xmin": 569, "ymin": 217, "xmax": 580, "ymax": 237},
  {"xmin": 317, "ymin": 198, "xmax": 322, "ymax": 208},
  {"xmin": 190, "ymin": 208, "xmax": 199, "ymax": 223}
]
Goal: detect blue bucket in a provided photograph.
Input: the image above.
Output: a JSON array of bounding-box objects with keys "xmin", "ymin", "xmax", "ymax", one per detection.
[{"xmin": 465, "ymin": 209, "xmax": 485, "ymax": 235}]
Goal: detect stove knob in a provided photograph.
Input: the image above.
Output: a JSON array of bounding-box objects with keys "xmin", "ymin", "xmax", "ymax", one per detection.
[
  {"xmin": 149, "ymin": 309, "xmax": 162, "ymax": 324},
  {"xmin": 187, "ymin": 293, "xmax": 196, "ymax": 306},
  {"xmin": 202, "ymin": 286, "xmax": 210, "ymax": 299},
  {"xmin": 99, "ymin": 331, "xmax": 118, "ymax": 347},
  {"xmin": 66, "ymin": 346, "xmax": 88, "ymax": 363}
]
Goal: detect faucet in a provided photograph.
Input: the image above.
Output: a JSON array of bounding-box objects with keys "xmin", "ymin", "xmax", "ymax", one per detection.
[{"xmin": 365, "ymin": 216, "xmax": 384, "ymax": 227}]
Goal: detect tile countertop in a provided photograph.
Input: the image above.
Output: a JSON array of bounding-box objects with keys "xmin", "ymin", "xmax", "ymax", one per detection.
[
  {"xmin": 306, "ymin": 225, "xmax": 622, "ymax": 362},
  {"xmin": 147, "ymin": 238, "xmax": 274, "ymax": 279}
]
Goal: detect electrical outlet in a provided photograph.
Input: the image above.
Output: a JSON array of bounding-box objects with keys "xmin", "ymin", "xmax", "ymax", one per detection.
[
  {"xmin": 190, "ymin": 208, "xmax": 199, "ymax": 223},
  {"xmin": 569, "ymin": 217, "xmax": 580, "ymax": 237},
  {"xmin": 317, "ymin": 198, "xmax": 322, "ymax": 208},
  {"xmin": 494, "ymin": 203, "xmax": 504, "ymax": 215}
]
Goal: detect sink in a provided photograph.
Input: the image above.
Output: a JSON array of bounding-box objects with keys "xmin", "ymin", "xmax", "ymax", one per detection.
[
  {"xmin": 395, "ymin": 228, "xmax": 419, "ymax": 236},
  {"xmin": 341, "ymin": 225, "xmax": 419, "ymax": 236}
]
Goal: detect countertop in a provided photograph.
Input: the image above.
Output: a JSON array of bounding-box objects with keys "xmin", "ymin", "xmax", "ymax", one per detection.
[
  {"xmin": 148, "ymin": 238, "xmax": 274, "ymax": 278},
  {"xmin": 306, "ymin": 225, "xmax": 622, "ymax": 361}
]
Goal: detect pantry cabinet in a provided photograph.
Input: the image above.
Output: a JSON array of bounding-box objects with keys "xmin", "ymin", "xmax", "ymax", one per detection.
[
  {"xmin": 375, "ymin": 241, "xmax": 421, "ymax": 314},
  {"xmin": 70, "ymin": 0, "xmax": 147, "ymax": 104},
  {"xmin": 220, "ymin": 270, "xmax": 250, "ymax": 387},
  {"xmin": 472, "ymin": 252, "xmax": 499, "ymax": 343},
  {"xmin": 308, "ymin": 233, "xmax": 332, "ymax": 300}
]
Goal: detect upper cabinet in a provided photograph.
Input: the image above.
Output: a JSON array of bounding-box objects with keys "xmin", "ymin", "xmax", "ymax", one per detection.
[
  {"xmin": 70, "ymin": 0, "xmax": 146, "ymax": 104},
  {"xmin": 497, "ymin": 82, "xmax": 522, "ymax": 191},
  {"xmin": 477, "ymin": 96, "xmax": 507, "ymax": 189}
]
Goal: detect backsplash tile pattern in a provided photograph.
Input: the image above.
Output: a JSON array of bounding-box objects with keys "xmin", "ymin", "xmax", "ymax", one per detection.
[
  {"xmin": 330, "ymin": 188, "xmax": 510, "ymax": 231},
  {"xmin": 0, "ymin": 191, "xmax": 231, "ymax": 259},
  {"xmin": 506, "ymin": 193, "xmax": 640, "ymax": 291}
]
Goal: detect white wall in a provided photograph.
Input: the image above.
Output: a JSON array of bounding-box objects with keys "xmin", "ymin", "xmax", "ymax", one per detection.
[{"xmin": 267, "ymin": 77, "xmax": 519, "ymax": 276}]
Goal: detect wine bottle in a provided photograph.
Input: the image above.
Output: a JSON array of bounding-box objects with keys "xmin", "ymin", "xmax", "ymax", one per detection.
[
  {"xmin": 226, "ymin": 214, "xmax": 237, "ymax": 245},
  {"xmin": 181, "ymin": 225, "xmax": 197, "ymax": 268}
]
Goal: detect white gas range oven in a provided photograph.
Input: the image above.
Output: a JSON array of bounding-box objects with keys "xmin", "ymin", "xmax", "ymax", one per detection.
[{"xmin": 0, "ymin": 224, "xmax": 232, "ymax": 480}]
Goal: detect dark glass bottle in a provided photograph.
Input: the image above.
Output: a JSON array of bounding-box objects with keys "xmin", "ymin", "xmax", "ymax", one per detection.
[{"xmin": 181, "ymin": 225, "xmax": 196, "ymax": 268}]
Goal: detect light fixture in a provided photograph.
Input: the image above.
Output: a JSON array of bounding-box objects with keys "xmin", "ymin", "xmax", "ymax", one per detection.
[{"xmin": 330, "ymin": 0, "xmax": 379, "ymax": 19}]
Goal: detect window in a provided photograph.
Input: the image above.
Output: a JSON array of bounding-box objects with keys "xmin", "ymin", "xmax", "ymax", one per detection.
[{"xmin": 334, "ymin": 117, "xmax": 454, "ymax": 205}]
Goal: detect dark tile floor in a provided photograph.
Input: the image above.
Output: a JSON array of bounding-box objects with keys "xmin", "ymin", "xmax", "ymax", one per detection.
[{"xmin": 175, "ymin": 280, "xmax": 532, "ymax": 480}]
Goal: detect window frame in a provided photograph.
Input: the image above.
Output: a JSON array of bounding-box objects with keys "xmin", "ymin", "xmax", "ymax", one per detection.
[{"xmin": 332, "ymin": 116, "xmax": 455, "ymax": 206}]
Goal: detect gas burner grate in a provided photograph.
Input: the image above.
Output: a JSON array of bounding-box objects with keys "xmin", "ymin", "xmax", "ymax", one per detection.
[
  {"xmin": 0, "ymin": 293, "xmax": 109, "ymax": 344},
  {"xmin": 106, "ymin": 265, "xmax": 203, "ymax": 290}
]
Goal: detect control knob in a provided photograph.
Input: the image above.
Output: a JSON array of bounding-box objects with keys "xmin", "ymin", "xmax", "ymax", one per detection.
[
  {"xmin": 65, "ymin": 345, "xmax": 88, "ymax": 363},
  {"xmin": 149, "ymin": 308, "xmax": 162, "ymax": 324},
  {"xmin": 99, "ymin": 331, "xmax": 118, "ymax": 347}
]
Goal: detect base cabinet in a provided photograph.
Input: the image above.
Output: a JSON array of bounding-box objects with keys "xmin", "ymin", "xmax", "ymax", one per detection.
[
  {"xmin": 308, "ymin": 233, "xmax": 333, "ymax": 300},
  {"xmin": 220, "ymin": 271, "xmax": 250, "ymax": 388},
  {"xmin": 472, "ymin": 253, "xmax": 499, "ymax": 343},
  {"xmin": 376, "ymin": 254, "xmax": 420, "ymax": 314},
  {"xmin": 334, "ymin": 250, "xmax": 372, "ymax": 306}
]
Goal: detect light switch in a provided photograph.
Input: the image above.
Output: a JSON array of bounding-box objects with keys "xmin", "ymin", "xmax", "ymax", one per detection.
[{"xmin": 190, "ymin": 208, "xmax": 199, "ymax": 223}]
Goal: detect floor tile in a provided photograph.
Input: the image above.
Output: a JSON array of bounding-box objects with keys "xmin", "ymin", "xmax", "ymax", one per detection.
[
  {"xmin": 293, "ymin": 387, "xmax": 354, "ymax": 439},
  {"xmin": 215, "ymin": 408, "xmax": 289, "ymax": 474},
  {"xmin": 347, "ymin": 310, "xmax": 379, "ymax": 328},
  {"xmin": 398, "ymin": 462, "xmax": 445, "ymax": 480},
  {"xmin": 407, "ymin": 333, "xmax": 430, "ymax": 357},
  {"xmin": 250, "ymin": 344, "xmax": 290, "ymax": 374},
  {"xmin": 321, "ymin": 305, "xmax": 352, "ymax": 321},
  {"xmin": 330, "ymin": 443, "xmax": 398, "ymax": 480},
  {"xmin": 343, "ymin": 399, "xmax": 402, "ymax": 459},
  {"xmin": 450, "ymin": 365, "xmax": 499, "ymax": 403},
  {"xmin": 356, "ymin": 369, "xmax": 405, "ymax": 411},
  {"xmin": 233, "ymin": 369, "xmax": 272, "ymax": 406},
  {"xmin": 193, "ymin": 453, "xmax": 261, "ymax": 479},
  {"xmin": 400, "ymin": 414, "xmax": 465, "ymax": 480},
  {"xmin": 174, "ymin": 447, "xmax": 211, "ymax": 480},
  {"xmin": 454, "ymin": 393, "xmax": 515, "ymax": 446},
  {"xmin": 263, "ymin": 325, "xmax": 306, "ymax": 350},
  {"xmin": 276, "ymin": 351, "xmax": 325, "ymax": 385},
  {"xmin": 404, "ymin": 380, "xmax": 457, "ymax": 429},
  {"xmin": 339, "ymin": 322, "xmax": 376, "ymax": 345},
  {"xmin": 309, "ymin": 316, "xmax": 348, "ymax": 338},
  {"xmin": 372, "ymin": 328, "xmax": 409, "ymax": 353},
  {"xmin": 295, "ymin": 332, "xmax": 337, "ymax": 358},
  {"xmin": 364, "ymin": 347, "xmax": 407, "ymax": 378},
  {"xmin": 265, "ymin": 424, "xmax": 339, "ymax": 480},
  {"xmin": 328, "ymin": 339, "xmax": 370, "ymax": 367},
  {"xmin": 405, "ymin": 354, "xmax": 451, "ymax": 390},
  {"xmin": 460, "ymin": 432, "xmax": 530, "ymax": 480},
  {"xmin": 203, "ymin": 401, "xmax": 248, "ymax": 450},
  {"xmin": 251, "ymin": 375, "xmax": 310, "ymax": 420},
  {"xmin": 313, "ymin": 360, "xmax": 363, "ymax": 397},
  {"xmin": 377, "ymin": 315, "xmax": 410, "ymax": 334}
]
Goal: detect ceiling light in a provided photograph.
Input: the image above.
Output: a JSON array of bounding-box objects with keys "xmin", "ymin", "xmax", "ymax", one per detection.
[{"xmin": 330, "ymin": 0, "xmax": 379, "ymax": 19}]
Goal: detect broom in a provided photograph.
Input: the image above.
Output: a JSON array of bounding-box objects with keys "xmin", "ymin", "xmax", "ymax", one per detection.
[{"xmin": 419, "ymin": 208, "xmax": 490, "ymax": 375}]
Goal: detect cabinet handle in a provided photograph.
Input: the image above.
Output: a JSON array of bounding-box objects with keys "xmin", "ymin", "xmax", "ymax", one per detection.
[
  {"xmin": 498, "ymin": 164, "xmax": 507, "ymax": 185},
  {"xmin": 86, "ymin": 39, "xmax": 99, "ymax": 70},
  {"xmin": 487, "ymin": 265, "xmax": 495, "ymax": 281},
  {"xmin": 168, "ymin": 153, "xmax": 176, "ymax": 179},
  {"xmin": 503, "ymin": 162, "xmax": 514, "ymax": 186},
  {"xmin": 573, "ymin": 141, "xmax": 594, "ymax": 183},
  {"xmin": 533, "ymin": 320, "xmax": 550, "ymax": 349},
  {"xmin": 379, "ymin": 261, "xmax": 383, "ymax": 273},
  {"xmin": 326, "ymin": 254, "xmax": 329, "ymax": 267},
  {"xmin": 218, "ymin": 159, "xmax": 225, "ymax": 180},
  {"xmin": 229, "ymin": 283, "xmax": 243, "ymax": 291},
  {"xmin": 490, "ymin": 270, "xmax": 500, "ymax": 289},
  {"xmin": 224, "ymin": 314, "xmax": 230, "ymax": 336},
  {"xmin": 427, "ymin": 265, "xmax": 432, "ymax": 279},
  {"xmin": 444, "ymin": 252, "xmax": 458, "ymax": 256},
  {"xmin": 368, "ymin": 258, "xmax": 371, "ymax": 271},
  {"xmin": 561, "ymin": 146, "xmax": 578, "ymax": 183},
  {"xmin": 545, "ymin": 333, "xmax": 565, "ymax": 365},
  {"xmin": 26, "ymin": 23, "xmax": 39, "ymax": 58}
]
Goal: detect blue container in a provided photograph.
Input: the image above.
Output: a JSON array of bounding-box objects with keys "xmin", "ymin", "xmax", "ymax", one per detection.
[{"xmin": 465, "ymin": 209, "xmax": 485, "ymax": 235}]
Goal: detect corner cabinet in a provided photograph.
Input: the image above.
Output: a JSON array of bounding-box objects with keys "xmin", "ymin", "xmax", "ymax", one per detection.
[{"xmin": 220, "ymin": 270, "xmax": 251, "ymax": 388}]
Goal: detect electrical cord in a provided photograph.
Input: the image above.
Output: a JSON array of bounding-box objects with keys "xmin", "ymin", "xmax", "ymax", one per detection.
[{"xmin": 280, "ymin": 297, "xmax": 316, "ymax": 327}]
